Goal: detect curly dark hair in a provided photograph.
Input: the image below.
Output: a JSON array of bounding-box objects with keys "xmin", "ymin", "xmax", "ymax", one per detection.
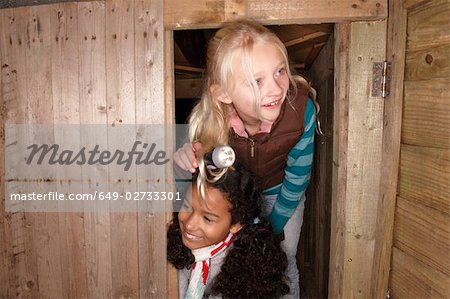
[{"xmin": 167, "ymin": 164, "xmax": 289, "ymax": 298}]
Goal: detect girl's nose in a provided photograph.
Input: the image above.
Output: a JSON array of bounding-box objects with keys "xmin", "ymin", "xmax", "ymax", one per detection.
[
  {"xmin": 183, "ymin": 214, "xmax": 199, "ymax": 231},
  {"xmin": 266, "ymin": 77, "xmax": 283, "ymax": 96}
]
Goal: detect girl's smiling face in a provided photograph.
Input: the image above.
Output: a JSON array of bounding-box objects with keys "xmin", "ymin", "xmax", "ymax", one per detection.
[
  {"xmin": 178, "ymin": 184, "xmax": 242, "ymax": 250},
  {"xmin": 219, "ymin": 40, "xmax": 290, "ymax": 133}
]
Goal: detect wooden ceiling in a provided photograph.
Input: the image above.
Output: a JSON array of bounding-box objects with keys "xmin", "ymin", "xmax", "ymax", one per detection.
[{"xmin": 174, "ymin": 23, "xmax": 333, "ymax": 98}]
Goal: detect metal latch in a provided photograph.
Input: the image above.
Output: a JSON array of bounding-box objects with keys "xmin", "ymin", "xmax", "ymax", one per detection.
[{"xmin": 372, "ymin": 61, "xmax": 391, "ymax": 98}]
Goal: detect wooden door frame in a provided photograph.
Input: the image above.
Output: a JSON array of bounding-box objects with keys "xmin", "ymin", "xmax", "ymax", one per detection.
[
  {"xmin": 371, "ymin": 0, "xmax": 441, "ymax": 297},
  {"xmin": 163, "ymin": 1, "xmax": 393, "ymax": 298}
]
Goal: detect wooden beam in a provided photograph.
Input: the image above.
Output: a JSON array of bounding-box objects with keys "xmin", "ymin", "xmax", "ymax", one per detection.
[
  {"xmin": 164, "ymin": 0, "xmax": 388, "ymax": 29},
  {"xmin": 309, "ymin": 37, "xmax": 334, "ymax": 88},
  {"xmin": 284, "ymin": 32, "xmax": 328, "ymax": 47},
  {"xmin": 0, "ymin": 0, "xmax": 93, "ymax": 9},
  {"xmin": 174, "ymin": 65, "xmax": 204, "ymax": 73},
  {"xmin": 328, "ymin": 20, "xmax": 387, "ymax": 298},
  {"xmin": 328, "ymin": 23, "xmax": 350, "ymax": 299}
]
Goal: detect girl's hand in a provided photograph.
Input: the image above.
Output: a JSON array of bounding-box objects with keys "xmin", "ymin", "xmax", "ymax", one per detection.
[{"xmin": 173, "ymin": 142, "xmax": 202, "ymax": 173}]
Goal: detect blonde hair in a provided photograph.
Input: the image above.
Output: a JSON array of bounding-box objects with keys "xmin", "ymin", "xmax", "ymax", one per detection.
[{"xmin": 188, "ymin": 20, "xmax": 319, "ymax": 196}]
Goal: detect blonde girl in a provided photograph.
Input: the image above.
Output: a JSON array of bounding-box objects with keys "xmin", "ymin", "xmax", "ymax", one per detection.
[{"xmin": 174, "ymin": 19, "xmax": 318, "ymax": 298}]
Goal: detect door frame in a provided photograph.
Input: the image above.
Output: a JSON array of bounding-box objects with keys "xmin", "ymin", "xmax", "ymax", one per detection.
[{"xmin": 163, "ymin": 1, "xmax": 392, "ymax": 297}]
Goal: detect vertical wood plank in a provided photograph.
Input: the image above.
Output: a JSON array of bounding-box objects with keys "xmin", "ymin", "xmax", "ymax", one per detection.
[
  {"xmin": 0, "ymin": 9, "xmax": 11, "ymax": 297},
  {"xmin": 77, "ymin": 2, "xmax": 112, "ymax": 298},
  {"xmin": 329, "ymin": 20, "xmax": 387, "ymax": 298},
  {"xmin": 164, "ymin": 28, "xmax": 179, "ymax": 299},
  {"xmin": 135, "ymin": 0, "xmax": 167, "ymax": 297},
  {"xmin": 105, "ymin": 0, "xmax": 139, "ymax": 297},
  {"xmin": 0, "ymin": 7, "xmax": 40, "ymax": 298},
  {"xmin": 305, "ymin": 33, "xmax": 334, "ymax": 298},
  {"xmin": 26, "ymin": 4, "xmax": 63, "ymax": 298},
  {"xmin": 328, "ymin": 23, "xmax": 350, "ymax": 299},
  {"xmin": 370, "ymin": 1, "xmax": 408, "ymax": 297},
  {"xmin": 50, "ymin": 3, "xmax": 89, "ymax": 299},
  {"xmin": 344, "ymin": 20, "xmax": 386, "ymax": 298}
]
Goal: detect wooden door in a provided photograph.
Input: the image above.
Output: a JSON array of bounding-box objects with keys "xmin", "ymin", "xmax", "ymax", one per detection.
[
  {"xmin": 0, "ymin": 1, "xmax": 168, "ymax": 298},
  {"xmin": 374, "ymin": 0, "xmax": 450, "ymax": 297}
]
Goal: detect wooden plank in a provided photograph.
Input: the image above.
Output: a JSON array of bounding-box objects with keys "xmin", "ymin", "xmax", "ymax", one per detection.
[
  {"xmin": 405, "ymin": 43, "xmax": 450, "ymax": 81},
  {"xmin": 105, "ymin": 1, "xmax": 139, "ymax": 298},
  {"xmin": 394, "ymin": 196, "xmax": 450, "ymax": 275},
  {"xmin": 25, "ymin": 4, "xmax": 64, "ymax": 298},
  {"xmin": 406, "ymin": 0, "xmax": 450, "ymax": 51},
  {"xmin": 313, "ymin": 80, "xmax": 334, "ymax": 297},
  {"xmin": 344, "ymin": 21, "xmax": 386, "ymax": 298},
  {"xmin": 398, "ymin": 144, "xmax": 450, "ymax": 214},
  {"xmin": 50, "ymin": 3, "xmax": 89, "ymax": 299},
  {"xmin": 284, "ymin": 32, "xmax": 328, "ymax": 47},
  {"xmin": 0, "ymin": 10, "xmax": 11, "ymax": 298},
  {"xmin": 308, "ymin": 32, "xmax": 334, "ymax": 297},
  {"xmin": 0, "ymin": 0, "xmax": 93, "ymax": 9},
  {"xmin": 390, "ymin": 247, "xmax": 450, "ymax": 298},
  {"xmin": 328, "ymin": 23, "xmax": 350, "ymax": 299},
  {"xmin": 165, "ymin": 28, "xmax": 178, "ymax": 299},
  {"xmin": 370, "ymin": 1, "xmax": 408, "ymax": 297},
  {"xmin": 308, "ymin": 36, "xmax": 334, "ymax": 88},
  {"xmin": 402, "ymin": 79, "xmax": 450, "ymax": 149},
  {"xmin": 329, "ymin": 21, "xmax": 386, "ymax": 298},
  {"xmin": 164, "ymin": 0, "xmax": 387, "ymax": 29},
  {"xmin": 134, "ymin": 0, "xmax": 167, "ymax": 298},
  {"xmin": 77, "ymin": 2, "xmax": 112, "ymax": 298},
  {"xmin": 0, "ymin": 7, "xmax": 39, "ymax": 298},
  {"xmin": 174, "ymin": 64, "xmax": 204, "ymax": 73}
]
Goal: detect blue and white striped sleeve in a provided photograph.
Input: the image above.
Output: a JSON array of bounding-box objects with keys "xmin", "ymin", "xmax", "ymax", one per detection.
[{"xmin": 268, "ymin": 98, "xmax": 316, "ymax": 234}]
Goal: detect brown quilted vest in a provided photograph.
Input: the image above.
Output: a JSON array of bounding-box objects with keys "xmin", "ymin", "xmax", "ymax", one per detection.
[{"xmin": 229, "ymin": 83, "xmax": 308, "ymax": 190}]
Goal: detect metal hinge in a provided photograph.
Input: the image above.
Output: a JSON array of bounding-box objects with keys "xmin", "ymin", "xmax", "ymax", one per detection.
[{"xmin": 372, "ymin": 61, "xmax": 391, "ymax": 98}]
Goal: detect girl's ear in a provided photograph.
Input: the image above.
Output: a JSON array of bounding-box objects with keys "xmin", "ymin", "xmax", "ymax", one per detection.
[
  {"xmin": 210, "ymin": 84, "xmax": 232, "ymax": 104},
  {"xmin": 229, "ymin": 223, "xmax": 243, "ymax": 234}
]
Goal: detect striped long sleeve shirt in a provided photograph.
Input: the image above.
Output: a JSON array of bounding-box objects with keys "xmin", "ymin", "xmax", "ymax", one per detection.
[{"xmin": 265, "ymin": 98, "xmax": 316, "ymax": 234}]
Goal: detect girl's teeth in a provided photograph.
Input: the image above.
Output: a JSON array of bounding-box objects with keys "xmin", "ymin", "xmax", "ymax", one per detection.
[
  {"xmin": 265, "ymin": 101, "xmax": 278, "ymax": 107},
  {"xmin": 185, "ymin": 232, "xmax": 200, "ymax": 240}
]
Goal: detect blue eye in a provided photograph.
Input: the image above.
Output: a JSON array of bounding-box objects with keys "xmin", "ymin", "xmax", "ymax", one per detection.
[{"xmin": 276, "ymin": 67, "xmax": 286, "ymax": 77}]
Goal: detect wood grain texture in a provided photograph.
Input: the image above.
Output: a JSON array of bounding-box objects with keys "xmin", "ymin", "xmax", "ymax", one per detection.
[
  {"xmin": 390, "ymin": 247, "xmax": 450, "ymax": 298},
  {"xmin": 405, "ymin": 43, "xmax": 450, "ymax": 81},
  {"xmin": 328, "ymin": 23, "xmax": 350, "ymax": 299},
  {"xmin": 402, "ymin": 78, "xmax": 450, "ymax": 149},
  {"xmin": 306, "ymin": 33, "xmax": 334, "ymax": 298},
  {"xmin": 77, "ymin": 2, "xmax": 114, "ymax": 298},
  {"xmin": 0, "ymin": 7, "xmax": 40, "ymax": 298},
  {"xmin": 164, "ymin": 0, "xmax": 387, "ymax": 29},
  {"xmin": 25, "ymin": 5, "xmax": 64, "ymax": 298},
  {"xmin": 406, "ymin": 0, "xmax": 450, "ymax": 51},
  {"xmin": 394, "ymin": 196, "xmax": 450, "ymax": 275},
  {"xmin": 105, "ymin": 1, "xmax": 139, "ymax": 298},
  {"xmin": 135, "ymin": 0, "xmax": 167, "ymax": 298},
  {"xmin": 50, "ymin": 3, "xmax": 89, "ymax": 299},
  {"xmin": 398, "ymin": 144, "xmax": 450, "ymax": 214}
]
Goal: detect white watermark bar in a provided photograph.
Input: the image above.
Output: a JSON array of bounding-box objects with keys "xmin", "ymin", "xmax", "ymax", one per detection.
[{"xmin": 5, "ymin": 124, "xmax": 191, "ymax": 212}]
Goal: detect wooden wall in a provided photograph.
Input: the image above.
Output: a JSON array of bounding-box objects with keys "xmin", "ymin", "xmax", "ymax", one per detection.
[
  {"xmin": 0, "ymin": 1, "xmax": 397, "ymax": 298},
  {"xmin": 0, "ymin": 1, "xmax": 167, "ymax": 298},
  {"xmin": 299, "ymin": 34, "xmax": 334, "ymax": 298},
  {"xmin": 388, "ymin": 0, "xmax": 450, "ymax": 297}
]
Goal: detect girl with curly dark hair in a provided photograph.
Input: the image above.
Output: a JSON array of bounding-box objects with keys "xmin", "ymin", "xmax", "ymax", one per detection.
[{"xmin": 167, "ymin": 165, "xmax": 289, "ymax": 298}]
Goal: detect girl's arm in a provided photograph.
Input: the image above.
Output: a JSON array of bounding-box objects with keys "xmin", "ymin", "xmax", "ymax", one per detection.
[{"xmin": 268, "ymin": 98, "xmax": 316, "ymax": 234}]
